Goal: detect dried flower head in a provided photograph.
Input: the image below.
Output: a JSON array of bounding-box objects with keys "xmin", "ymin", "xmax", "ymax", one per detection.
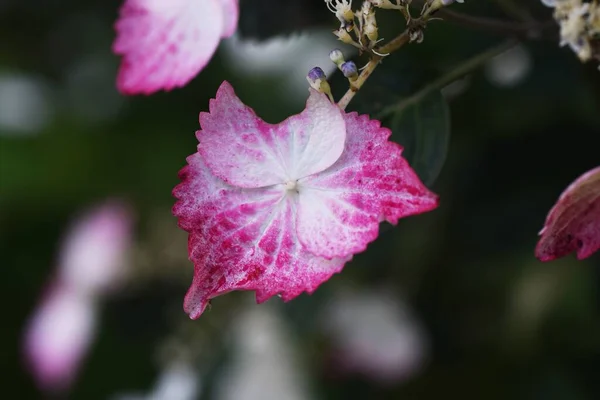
[
  {"xmin": 326, "ymin": 0, "xmax": 356, "ymax": 29},
  {"xmin": 542, "ymin": 0, "xmax": 600, "ymax": 68}
]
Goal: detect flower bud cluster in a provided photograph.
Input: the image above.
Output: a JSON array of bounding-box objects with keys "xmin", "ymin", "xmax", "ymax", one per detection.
[
  {"xmin": 362, "ymin": 1, "xmax": 379, "ymax": 42},
  {"xmin": 329, "ymin": 49, "xmax": 359, "ymax": 83},
  {"xmin": 326, "ymin": 0, "xmax": 389, "ymax": 52}
]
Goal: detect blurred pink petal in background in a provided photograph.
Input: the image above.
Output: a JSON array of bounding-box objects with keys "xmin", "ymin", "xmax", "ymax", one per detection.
[
  {"xmin": 321, "ymin": 289, "xmax": 429, "ymax": 385},
  {"xmin": 58, "ymin": 200, "xmax": 133, "ymax": 296},
  {"xmin": 23, "ymin": 200, "xmax": 133, "ymax": 393},
  {"xmin": 113, "ymin": 0, "xmax": 239, "ymax": 95},
  {"xmin": 23, "ymin": 284, "xmax": 97, "ymax": 393}
]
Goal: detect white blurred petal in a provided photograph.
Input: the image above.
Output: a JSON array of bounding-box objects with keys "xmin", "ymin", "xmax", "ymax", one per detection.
[
  {"xmin": 111, "ymin": 362, "xmax": 200, "ymax": 400},
  {"xmin": 214, "ymin": 304, "xmax": 311, "ymax": 400},
  {"xmin": 0, "ymin": 73, "xmax": 53, "ymax": 135},
  {"xmin": 147, "ymin": 363, "xmax": 200, "ymax": 400},
  {"xmin": 485, "ymin": 44, "xmax": 532, "ymax": 88},
  {"xmin": 222, "ymin": 30, "xmax": 349, "ymax": 96}
]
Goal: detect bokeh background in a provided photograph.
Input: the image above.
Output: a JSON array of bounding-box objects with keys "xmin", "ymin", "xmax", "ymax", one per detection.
[{"xmin": 2, "ymin": 0, "xmax": 600, "ymax": 399}]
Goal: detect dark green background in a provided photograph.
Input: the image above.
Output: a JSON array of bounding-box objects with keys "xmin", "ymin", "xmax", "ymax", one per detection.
[{"xmin": 1, "ymin": 0, "xmax": 600, "ymax": 399}]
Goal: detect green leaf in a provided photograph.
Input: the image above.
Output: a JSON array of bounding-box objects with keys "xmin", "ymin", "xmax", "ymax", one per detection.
[{"xmin": 389, "ymin": 90, "xmax": 450, "ymax": 186}]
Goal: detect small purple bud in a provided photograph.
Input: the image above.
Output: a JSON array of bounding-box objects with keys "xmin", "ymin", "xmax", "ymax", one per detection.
[
  {"xmin": 307, "ymin": 67, "xmax": 326, "ymax": 84},
  {"xmin": 306, "ymin": 67, "xmax": 333, "ymax": 101},
  {"xmin": 341, "ymin": 61, "xmax": 358, "ymax": 80}
]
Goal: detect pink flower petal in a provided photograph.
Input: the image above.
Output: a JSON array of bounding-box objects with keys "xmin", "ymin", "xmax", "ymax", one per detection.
[
  {"xmin": 24, "ymin": 283, "xmax": 97, "ymax": 393},
  {"xmin": 113, "ymin": 0, "xmax": 224, "ymax": 95},
  {"xmin": 173, "ymin": 153, "xmax": 349, "ymax": 319},
  {"xmin": 198, "ymin": 82, "xmax": 346, "ymax": 188},
  {"xmin": 296, "ymin": 113, "xmax": 439, "ymax": 258},
  {"xmin": 217, "ymin": 0, "xmax": 239, "ymax": 38},
  {"xmin": 58, "ymin": 200, "xmax": 132, "ymax": 296},
  {"xmin": 536, "ymin": 166, "xmax": 600, "ymax": 261}
]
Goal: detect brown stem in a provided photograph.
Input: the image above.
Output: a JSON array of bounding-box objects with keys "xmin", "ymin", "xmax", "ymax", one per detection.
[
  {"xmin": 438, "ymin": 8, "xmax": 556, "ymax": 40},
  {"xmin": 337, "ymin": 29, "xmax": 412, "ymax": 110},
  {"xmin": 336, "ymin": 2, "xmax": 555, "ymax": 110},
  {"xmin": 492, "ymin": 0, "xmax": 535, "ymax": 23},
  {"xmin": 376, "ymin": 38, "xmax": 520, "ymax": 118}
]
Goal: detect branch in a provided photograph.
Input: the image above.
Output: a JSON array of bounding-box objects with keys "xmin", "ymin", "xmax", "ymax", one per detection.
[
  {"xmin": 336, "ymin": 1, "xmax": 555, "ymax": 111},
  {"xmin": 376, "ymin": 38, "xmax": 519, "ymax": 118},
  {"xmin": 409, "ymin": 0, "xmax": 556, "ymax": 39},
  {"xmin": 337, "ymin": 30, "xmax": 411, "ymax": 110},
  {"xmin": 492, "ymin": 0, "xmax": 535, "ymax": 23},
  {"xmin": 438, "ymin": 9, "xmax": 556, "ymax": 40}
]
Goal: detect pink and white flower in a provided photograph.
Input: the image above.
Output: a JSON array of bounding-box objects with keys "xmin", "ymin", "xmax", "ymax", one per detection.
[
  {"xmin": 536, "ymin": 166, "xmax": 600, "ymax": 261},
  {"xmin": 23, "ymin": 200, "xmax": 133, "ymax": 392},
  {"xmin": 113, "ymin": 0, "xmax": 239, "ymax": 95},
  {"xmin": 173, "ymin": 81, "xmax": 439, "ymax": 319}
]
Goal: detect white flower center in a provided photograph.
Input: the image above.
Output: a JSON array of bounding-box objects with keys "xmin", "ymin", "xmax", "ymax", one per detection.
[{"xmin": 285, "ymin": 180, "xmax": 298, "ymax": 192}]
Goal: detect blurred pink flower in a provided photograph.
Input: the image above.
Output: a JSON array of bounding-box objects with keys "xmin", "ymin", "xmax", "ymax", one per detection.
[
  {"xmin": 23, "ymin": 200, "xmax": 133, "ymax": 393},
  {"xmin": 24, "ymin": 284, "xmax": 97, "ymax": 393},
  {"xmin": 173, "ymin": 81, "xmax": 438, "ymax": 319},
  {"xmin": 536, "ymin": 166, "xmax": 600, "ymax": 261},
  {"xmin": 59, "ymin": 200, "xmax": 133, "ymax": 296},
  {"xmin": 113, "ymin": 0, "xmax": 239, "ymax": 95},
  {"xmin": 321, "ymin": 289, "xmax": 428, "ymax": 384}
]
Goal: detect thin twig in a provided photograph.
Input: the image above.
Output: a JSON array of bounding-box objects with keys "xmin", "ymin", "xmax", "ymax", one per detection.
[
  {"xmin": 337, "ymin": 30, "xmax": 411, "ymax": 110},
  {"xmin": 409, "ymin": 0, "xmax": 555, "ymax": 39},
  {"xmin": 492, "ymin": 0, "xmax": 535, "ymax": 23},
  {"xmin": 376, "ymin": 38, "xmax": 519, "ymax": 118},
  {"xmin": 336, "ymin": 1, "xmax": 554, "ymax": 111},
  {"xmin": 438, "ymin": 9, "xmax": 555, "ymax": 39}
]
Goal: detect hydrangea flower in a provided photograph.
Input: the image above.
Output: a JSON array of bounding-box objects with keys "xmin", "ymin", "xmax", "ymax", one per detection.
[
  {"xmin": 173, "ymin": 81, "xmax": 438, "ymax": 319},
  {"xmin": 536, "ymin": 166, "xmax": 600, "ymax": 261},
  {"xmin": 113, "ymin": 0, "xmax": 239, "ymax": 94}
]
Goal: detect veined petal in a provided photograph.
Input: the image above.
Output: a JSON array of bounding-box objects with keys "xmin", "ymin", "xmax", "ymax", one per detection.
[
  {"xmin": 278, "ymin": 89, "xmax": 346, "ymax": 180},
  {"xmin": 199, "ymin": 82, "xmax": 346, "ymax": 188},
  {"xmin": 295, "ymin": 188, "xmax": 380, "ymax": 259},
  {"xmin": 297, "ymin": 112, "xmax": 439, "ymax": 259},
  {"xmin": 217, "ymin": 0, "xmax": 239, "ymax": 38},
  {"xmin": 198, "ymin": 82, "xmax": 288, "ymax": 186},
  {"xmin": 536, "ymin": 166, "xmax": 600, "ymax": 261},
  {"xmin": 113, "ymin": 0, "xmax": 223, "ymax": 95},
  {"xmin": 173, "ymin": 153, "xmax": 349, "ymax": 319}
]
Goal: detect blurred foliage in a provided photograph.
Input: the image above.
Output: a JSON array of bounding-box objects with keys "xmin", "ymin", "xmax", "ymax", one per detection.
[{"xmin": 1, "ymin": 0, "xmax": 600, "ymax": 399}]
